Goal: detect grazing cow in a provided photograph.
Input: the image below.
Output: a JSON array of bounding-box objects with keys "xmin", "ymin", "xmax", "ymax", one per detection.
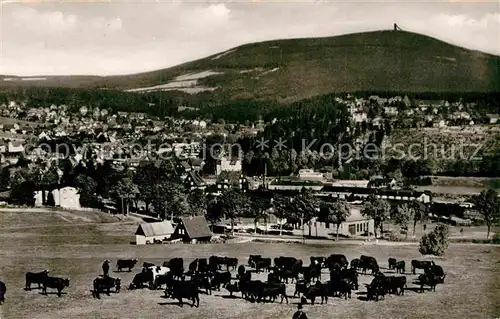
[
  {"xmin": 258, "ymin": 282, "xmax": 288, "ymax": 303},
  {"xmin": 222, "ymin": 257, "xmax": 238, "ymax": 271},
  {"xmin": 102, "ymin": 260, "xmax": 110, "ymax": 277},
  {"xmin": 0, "ymin": 281, "xmax": 6, "ymax": 304},
  {"xmin": 304, "ymin": 281, "xmax": 329, "ymax": 305},
  {"xmin": 366, "ymin": 275, "xmax": 387, "ymax": 301},
  {"xmin": 425, "ymin": 265, "xmax": 446, "ymax": 283},
  {"xmin": 116, "ymin": 259, "xmax": 138, "ymax": 272},
  {"xmin": 163, "ymin": 258, "xmax": 184, "ymax": 279},
  {"xmin": 294, "ymin": 280, "xmax": 311, "ymax": 298},
  {"xmin": 92, "ymin": 276, "xmax": 120, "ymax": 299},
  {"xmin": 418, "ymin": 273, "xmax": 443, "ymax": 292},
  {"xmin": 411, "ymin": 260, "xmax": 434, "ymax": 275},
  {"xmin": 170, "ymin": 280, "xmax": 200, "ymax": 307},
  {"xmin": 360, "ymin": 256, "xmax": 379, "ymax": 275},
  {"xmin": 41, "ymin": 277, "xmax": 70, "ymax": 297},
  {"xmin": 385, "ymin": 276, "xmax": 406, "ymax": 295},
  {"xmin": 129, "ymin": 269, "xmax": 153, "ymax": 289},
  {"xmin": 395, "ymin": 261, "xmax": 406, "ymax": 274},
  {"xmin": 326, "ymin": 254, "xmax": 349, "ymax": 270},
  {"xmin": 25, "ymin": 270, "xmax": 49, "ymax": 290},
  {"xmin": 211, "ymin": 271, "xmax": 232, "ymax": 290},
  {"xmin": 388, "ymin": 258, "xmax": 397, "ymax": 270},
  {"xmin": 350, "ymin": 258, "xmax": 360, "ymax": 270},
  {"xmin": 277, "ymin": 267, "xmax": 299, "ymax": 284}
]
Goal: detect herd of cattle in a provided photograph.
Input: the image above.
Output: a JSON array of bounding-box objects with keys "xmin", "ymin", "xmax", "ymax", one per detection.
[{"xmin": 10, "ymin": 254, "xmax": 447, "ymax": 307}]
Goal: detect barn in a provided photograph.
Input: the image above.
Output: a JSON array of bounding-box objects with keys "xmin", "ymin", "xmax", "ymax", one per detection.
[
  {"xmin": 135, "ymin": 221, "xmax": 175, "ymax": 245},
  {"xmin": 171, "ymin": 216, "xmax": 212, "ymax": 243}
]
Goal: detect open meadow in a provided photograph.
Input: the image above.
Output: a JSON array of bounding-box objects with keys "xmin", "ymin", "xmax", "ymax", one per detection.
[{"xmin": 0, "ymin": 209, "xmax": 499, "ymax": 319}]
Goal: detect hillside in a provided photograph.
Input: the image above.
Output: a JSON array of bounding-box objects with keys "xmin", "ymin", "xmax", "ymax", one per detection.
[{"xmin": 1, "ymin": 30, "xmax": 499, "ymax": 102}]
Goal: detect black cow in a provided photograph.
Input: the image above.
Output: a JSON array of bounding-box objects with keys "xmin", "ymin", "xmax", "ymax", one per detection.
[
  {"xmin": 116, "ymin": 259, "xmax": 138, "ymax": 272},
  {"xmin": 153, "ymin": 274, "xmax": 170, "ymax": 290},
  {"xmin": 239, "ymin": 279, "xmax": 262, "ymax": 301},
  {"xmin": 25, "ymin": 270, "xmax": 49, "ymax": 290},
  {"xmin": 42, "ymin": 277, "xmax": 70, "ymax": 297},
  {"xmin": 254, "ymin": 258, "xmax": 272, "ymax": 273},
  {"xmin": 418, "ymin": 273, "xmax": 443, "ymax": 292},
  {"xmin": 129, "ymin": 269, "xmax": 153, "ymax": 289},
  {"xmin": 267, "ymin": 272, "xmax": 281, "ymax": 284},
  {"xmin": 211, "ymin": 271, "xmax": 232, "ymax": 290},
  {"xmin": 388, "ymin": 258, "xmax": 397, "ymax": 270},
  {"xmin": 331, "ymin": 268, "xmax": 358, "ymax": 290},
  {"xmin": 366, "ymin": 275, "xmax": 387, "ymax": 301},
  {"xmin": 425, "ymin": 264, "xmax": 446, "ymax": 283},
  {"xmin": 0, "ymin": 281, "xmax": 5, "ymax": 304},
  {"xmin": 385, "ymin": 276, "xmax": 406, "ymax": 295},
  {"xmin": 329, "ymin": 278, "xmax": 352, "ymax": 300},
  {"xmin": 304, "ymin": 281, "xmax": 329, "ymax": 305},
  {"xmin": 294, "ymin": 280, "xmax": 310, "ymax": 298},
  {"xmin": 306, "ymin": 263, "xmax": 322, "ymax": 282},
  {"xmin": 360, "ymin": 256, "xmax": 379, "ymax": 275},
  {"xmin": 92, "ymin": 276, "xmax": 120, "ymax": 299},
  {"xmin": 310, "ymin": 257, "xmax": 325, "ymax": 268},
  {"xmin": 102, "ymin": 260, "xmax": 110, "ymax": 277},
  {"xmin": 163, "ymin": 258, "xmax": 184, "ymax": 279},
  {"xmin": 191, "ymin": 274, "xmax": 212, "ymax": 295},
  {"xmin": 395, "ymin": 261, "xmax": 406, "ymax": 274},
  {"xmin": 248, "ymin": 255, "xmax": 262, "ymax": 268},
  {"xmin": 258, "ymin": 282, "xmax": 288, "ymax": 303},
  {"xmin": 170, "ymin": 280, "xmax": 200, "ymax": 307},
  {"xmin": 326, "ymin": 254, "xmax": 349, "ymax": 270},
  {"xmin": 274, "ymin": 257, "xmax": 298, "ymax": 271},
  {"xmin": 187, "ymin": 259, "xmax": 198, "ymax": 275},
  {"xmin": 411, "ymin": 260, "xmax": 434, "ymax": 275},
  {"xmin": 237, "ymin": 265, "xmax": 246, "ymax": 279},
  {"xmin": 350, "ymin": 258, "xmax": 360, "ymax": 270}
]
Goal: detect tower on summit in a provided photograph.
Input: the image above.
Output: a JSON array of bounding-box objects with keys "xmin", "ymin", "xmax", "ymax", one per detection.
[{"xmin": 393, "ymin": 23, "xmax": 403, "ymax": 31}]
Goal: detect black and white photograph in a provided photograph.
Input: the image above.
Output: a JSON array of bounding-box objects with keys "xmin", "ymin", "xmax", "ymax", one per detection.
[{"xmin": 0, "ymin": 0, "xmax": 499, "ymax": 318}]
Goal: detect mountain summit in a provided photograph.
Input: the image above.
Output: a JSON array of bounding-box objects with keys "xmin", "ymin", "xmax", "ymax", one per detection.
[{"xmin": 2, "ymin": 30, "xmax": 499, "ymax": 101}]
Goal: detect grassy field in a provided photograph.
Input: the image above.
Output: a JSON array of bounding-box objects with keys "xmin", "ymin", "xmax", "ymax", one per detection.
[{"xmin": 0, "ymin": 209, "xmax": 499, "ymax": 319}]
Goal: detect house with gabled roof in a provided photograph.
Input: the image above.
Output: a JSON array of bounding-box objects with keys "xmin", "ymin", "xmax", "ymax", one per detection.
[
  {"xmin": 171, "ymin": 216, "xmax": 212, "ymax": 243},
  {"xmin": 135, "ymin": 221, "xmax": 175, "ymax": 245}
]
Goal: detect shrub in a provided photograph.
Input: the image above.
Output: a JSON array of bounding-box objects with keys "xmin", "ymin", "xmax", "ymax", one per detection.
[
  {"xmin": 419, "ymin": 224, "xmax": 450, "ymax": 256},
  {"xmin": 492, "ymin": 234, "xmax": 500, "ymax": 244},
  {"xmin": 46, "ymin": 192, "xmax": 55, "ymax": 206}
]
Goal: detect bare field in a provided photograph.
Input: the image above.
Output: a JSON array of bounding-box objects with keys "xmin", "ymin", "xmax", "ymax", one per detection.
[{"xmin": 0, "ymin": 210, "xmax": 499, "ymax": 319}]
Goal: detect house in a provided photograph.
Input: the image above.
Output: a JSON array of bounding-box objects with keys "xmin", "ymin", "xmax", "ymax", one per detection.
[
  {"xmin": 184, "ymin": 171, "xmax": 206, "ymax": 190},
  {"xmin": 216, "ymin": 157, "xmax": 242, "ymax": 175},
  {"xmin": 487, "ymin": 114, "xmax": 499, "ymax": 124},
  {"xmin": 52, "ymin": 187, "xmax": 81, "ymax": 209},
  {"xmin": 307, "ymin": 206, "xmax": 375, "ymax": 237},
  {"xmin": 188, "ymin": 158, "xmax": 205, "ymax": 171},
  {"xmin": 368, "ymin": 177, "xmax": 396, "ymax": 189},
  {"xmin": 8, "ymin": 141, "xmax": 24, "ymax": 153},
  {"xmin": 298, "ymin": 169, "xmax": 325, "ymax": 182},
  {"xmin": 135, "ymin": 221, "xmax": 175, "ymax": 245},
  {"xmin": 171, "ymin": 216, "xmax": 212, "ymax": 243}
]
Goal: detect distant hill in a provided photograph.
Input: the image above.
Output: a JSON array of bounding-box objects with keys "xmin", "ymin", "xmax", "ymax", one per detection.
[{"xmin": 1, "ymin": 30, "xmax": 499, "ymax": 102}]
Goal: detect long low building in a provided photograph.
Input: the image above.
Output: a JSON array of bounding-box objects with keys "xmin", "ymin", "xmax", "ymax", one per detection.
[
  {"xmin": 135, "ymin": 221, "xmax": 175, "ymax": 245},
  {"xmin": 316, "ymin": 185, "xmax": 432, "ymax": 203}
]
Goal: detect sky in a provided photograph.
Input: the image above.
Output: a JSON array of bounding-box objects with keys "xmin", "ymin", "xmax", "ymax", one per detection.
[{"xmin": 1, "ymin": 0, "xmax": 499, "ymax": 76}]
